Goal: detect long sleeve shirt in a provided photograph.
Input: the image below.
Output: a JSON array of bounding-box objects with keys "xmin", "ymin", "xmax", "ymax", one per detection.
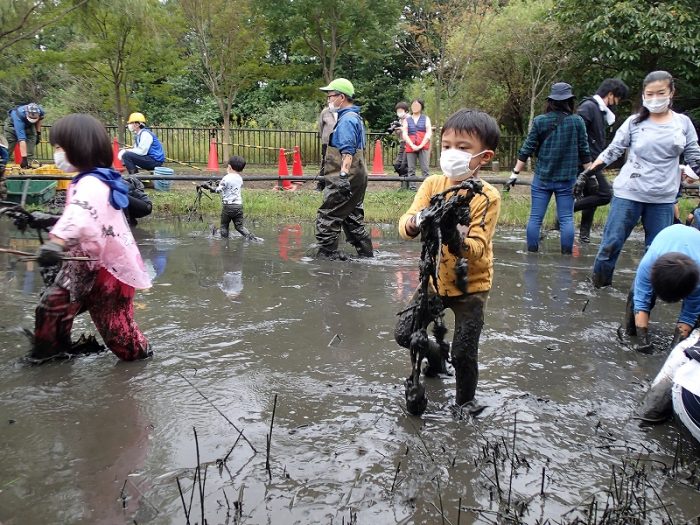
[
  {"xmin": 51, "ymin": 175, "xmax": 152, "ymax": 290},
  {"xmin": 329, "ymin": 106, "xmax": 366, "ymax": 155},
  {"xmin": 398, "ymin": 175, "xmax": 501, "ymax": 296},
  {"xmin": 8, "ymin": 105, "xmax": 45, "ymax": 141},
  {"xmin": 633, "ymin": 224, "xmax": 700, "ymax": 326},
  {"xmin": 517, "ymin": 112, "xmax": 591, "ymax": 183},
  {"xmin": 599, "ymin": 112, "xmax": 700, "ymax": 204},
  {"xmin": 215, "ymin": 171, "xmax": 243, "ymax": 205}
]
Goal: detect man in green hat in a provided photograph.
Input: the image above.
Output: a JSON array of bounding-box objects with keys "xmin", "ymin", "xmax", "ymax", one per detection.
[{"xmin": 315, "ymin": 78, "xmax": 373, "ymax": 259}]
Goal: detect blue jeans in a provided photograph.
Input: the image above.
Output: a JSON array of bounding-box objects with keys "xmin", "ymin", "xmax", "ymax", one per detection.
[
  {"xmin": 592, "ymin": 196, "xmax": 674, "ymax": 287},
  {"xmin": 526, "ymin": 179, "xmax": 575, "ymax": 254}
]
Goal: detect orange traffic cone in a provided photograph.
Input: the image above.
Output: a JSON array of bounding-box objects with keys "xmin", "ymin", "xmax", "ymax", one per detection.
[
  {"xmin": 371, "ymin": 139, "xmax": 385, "ymax": 175},
  {"xmin": 13, "ymin": 143, "xmax": 21, "ymax": 164},
  {"xmin": 275, "ymin": 148, "xmax": 293, "ymax": 190},
  {"xmin": 292, "ymin": 146, "xmax": 304, "ymax": 176},
  {"xmin": 207, "ymin": 138, "xmax": 219, "ymax": 171},
  {"xmin": 112, "ymin": 138, "xmax": 125, "ymax": 171}
]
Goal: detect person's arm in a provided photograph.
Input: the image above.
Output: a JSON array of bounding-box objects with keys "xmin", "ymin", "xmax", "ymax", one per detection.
[
  {"xmin": 576, "ymin": 116, "xmax": 592, "ymax": 167},
  {"xmin": 681, "ymin": 116, "xmax": 700, "ymax": 174},
  {"xmin": 130, "ymin": 131, "xmax": 153, "ymax": 156},
  {"xmin": 401, "ymin": 119, "xmax": 414, "ymax": 148},
  {"xmin": 589, "ymin": 116, "xmax": 632, "ymax": 171},
  {"xmin": 399, "ymin": 181, "xmax": 432, "ymax": 239},
  {"xmin": 517, "ymin": 118, "xmax": 541, "ymax": 164},
  {"xmin": 632, "ymin": 255, "xmax": 656, "ymax": 328},
  {"xmin": 677, "ymin": 289, "xmax": 700, "ymax": 336}
]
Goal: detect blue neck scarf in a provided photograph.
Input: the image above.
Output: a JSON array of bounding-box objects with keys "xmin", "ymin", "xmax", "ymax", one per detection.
[{"xmin": 72, "ymin": 167, "xmax": 129, "ymax": 210}]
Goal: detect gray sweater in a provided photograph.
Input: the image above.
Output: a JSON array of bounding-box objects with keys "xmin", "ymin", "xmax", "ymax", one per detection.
[{"xmin": 599, "ymin": 112, "xmax": 700, "ymax": 204}]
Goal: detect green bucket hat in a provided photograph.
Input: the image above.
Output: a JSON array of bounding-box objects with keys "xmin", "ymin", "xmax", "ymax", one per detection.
[{"xmin": 319, "ymin": 78, "xmax": 355, "ymax": 97}]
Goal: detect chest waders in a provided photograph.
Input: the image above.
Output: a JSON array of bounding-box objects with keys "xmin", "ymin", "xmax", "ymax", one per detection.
[{"xmin": 315, "ymin": 136, "xmax": 373, "ymax": 258}]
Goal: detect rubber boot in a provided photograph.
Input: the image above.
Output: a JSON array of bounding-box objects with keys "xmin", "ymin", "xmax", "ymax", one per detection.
[
  {"xmin": 591, "ymin": 272, "xmax": 611, "ymax": 288},
  {"xmin": 354, "ymin": 237, "xmax": 374, "ymax": 258},
  {"xmin": 636, "ymin": 377, "xmax": 674, "ymax": 424},
  {"xmin": 579, "ymin": 224, "xmax": 591, "ymax": 244},
  {"xmin": 316, "ymin": 246, "xmax": 348, "ymax": 261}
]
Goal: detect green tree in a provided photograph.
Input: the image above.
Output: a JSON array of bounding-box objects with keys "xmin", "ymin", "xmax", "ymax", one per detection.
[
  {"xmin": 553, "ymin": 0, "xmax": 700, "ymax": 118},
  {"xmin": 179, "ymin": 0, "xmax": 268, "ymax": 158},
  {"xmin": 258, "ymin": 0, "xmax": 402, "ymax": 84},
  {"xmin": 458, "ymin": 0, "xmax": 571, "ymax": 134},
  {"xmin": 398, "ymin": 0, "xmax": 494, "ymax": 132},
  {"xmin": 0, "ymin": 0, "xmax": 88, "ymax": 53}
]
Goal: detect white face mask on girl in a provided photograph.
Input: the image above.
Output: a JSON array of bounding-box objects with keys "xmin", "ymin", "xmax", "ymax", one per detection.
[
  {"xmin": 53, "ymin": 150, "xmax": 77, "ymax": 173},
  {"xmin": 396, "ymin": 111, "xmax": 406, "ymax": 119},
  {"xmin": 440, "ymin": 148, "xmax": 485, "ymax": 181},
  {"xmin": 643, "ymin": 96, "xmax": 670, "ymax": 114}
]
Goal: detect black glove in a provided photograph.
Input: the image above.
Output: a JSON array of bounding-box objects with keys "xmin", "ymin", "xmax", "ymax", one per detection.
[
  {"xmin": 586, "ymin": 170, "xmax": 599, "ymax": 194},
  {"xmin": 336, "ymin": 172, "xmax": 352, "ymax": 200},
  {"xmin": 36, "ymin": 132, "xmax": 41, "ymax": 145},
  {"xmin": 28, "ymin": 211, "xmax": 60, "ymax": 229},
  {"xmin": 631, "ymin": 326, "xmax": 654, "ymax": 354},
  {"xmin": 36, "ymin": 240, "xmax": 64, "ymax": 267},
  {"xmin": 20, "ymin": 156, "xmax": 29, "ymax": 169}
]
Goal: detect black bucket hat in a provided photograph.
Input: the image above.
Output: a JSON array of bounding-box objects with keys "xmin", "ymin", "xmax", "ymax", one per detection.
[{"xmin": 548, "ymin": 82, "xmax": 574, "ymax": 101}]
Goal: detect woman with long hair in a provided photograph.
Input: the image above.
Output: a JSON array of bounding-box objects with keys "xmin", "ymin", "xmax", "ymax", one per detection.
[{"xmin": 589, "ymin": 71, "xmax": 700, "ymax": 288}]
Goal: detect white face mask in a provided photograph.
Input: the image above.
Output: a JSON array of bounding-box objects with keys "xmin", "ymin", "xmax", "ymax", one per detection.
[
  {"xmin": 643, "ymin": 96, "xmax": 670, "ymax": 114},
  {"xmin": 128, "ymin": 123, "xmax": 139, "ymax": 133},
  {"xmin": 53, "ymin": 150, "xmax": 77, "ymax": 173},
  {"xmin": 328, "ymin": 103, "xmax": 339, "ymax": 113},
  {"xmin": 440, "ymin": 148, "xmax": 486, "ymax": 181},
  {"xmin": 396, "ymin": 111, "xmax": 406, "ymax": 119},
  {"xmin": 27, "ymin": 116, "xmax": 39, "ymax": 124}
]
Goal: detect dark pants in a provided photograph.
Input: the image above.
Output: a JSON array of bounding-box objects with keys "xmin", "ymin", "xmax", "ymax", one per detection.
[
  {"xmin": 592, "ymin": 196, "xmax": 674, "ymax": 287},
  {"xmin": 574, "ymin": 169, "xmax": 612, "ymax": 236},
  {"xmin": 395, "ymin": 290, "xmax": 487, "ymax": 405},
  {"xmin": 122, "ymin": 152, "xmax": 162, "ymax": 174},
  {"xmin": 315, "ymin": 145, "xmax": 372, "ymax": 255},
  {"xmin": 4, "ymin": 119, "xmax": 37, "ymax": 161},
  {"xmin": 220, "ymin": 204, "xmax": 252, "ymax": 239},
  {"xmin": 34, "ymin": 267, "xmax": 150, "ymax": 361}
]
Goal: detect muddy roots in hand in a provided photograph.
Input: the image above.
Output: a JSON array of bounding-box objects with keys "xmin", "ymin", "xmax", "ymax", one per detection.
[{"xmin": 402, "ymin": 180, "xmax": 487, "ymax": 415}]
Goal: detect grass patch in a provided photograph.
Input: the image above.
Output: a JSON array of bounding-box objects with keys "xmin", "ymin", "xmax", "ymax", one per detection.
[{"xmin": 68, "ymin": 186, "xmax": 700, "ymax": 229}]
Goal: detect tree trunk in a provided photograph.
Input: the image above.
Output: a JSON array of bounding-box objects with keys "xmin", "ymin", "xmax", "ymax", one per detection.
[{"xmin": 114, "ymin": 79, "xmax": 124, "ymax": 145}]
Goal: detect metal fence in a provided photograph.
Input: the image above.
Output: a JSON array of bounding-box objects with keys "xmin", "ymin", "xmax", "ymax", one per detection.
[{"xmin": 32, "ymin": 126, "xmax": 523, "ymax": 171}]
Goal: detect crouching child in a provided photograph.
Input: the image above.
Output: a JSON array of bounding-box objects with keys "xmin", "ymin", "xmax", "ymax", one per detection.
[{"xmin": 395, "ymin": 109, "xmax": 501, "ymax": 413}]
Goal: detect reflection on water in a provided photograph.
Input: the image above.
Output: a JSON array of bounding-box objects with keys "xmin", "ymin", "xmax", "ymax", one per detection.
[{"xmin": 0, "ymin": 220, "xmax": 698, "ymax": 524}]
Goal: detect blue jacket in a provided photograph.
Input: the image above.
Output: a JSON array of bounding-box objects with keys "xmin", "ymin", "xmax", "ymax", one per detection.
[
  {"xmin": 634, "ymin": 224, "xmax": 700, "ymax": 325},
  {"xmin": 329, "ymin": 106, "xmax": 366, "ymax": 155},
  {"xmin": 136, "ymin": 128, "xmax": 166, "ymax": 163},
  {"xmin": 8, "ymin": 104, "xmax": 45, "ymax": 142}
]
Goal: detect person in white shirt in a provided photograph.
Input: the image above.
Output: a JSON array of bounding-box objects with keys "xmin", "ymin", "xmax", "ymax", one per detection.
[{"xmin": 201, "ymin": 155, "xmax": 261, "ymax": 241}]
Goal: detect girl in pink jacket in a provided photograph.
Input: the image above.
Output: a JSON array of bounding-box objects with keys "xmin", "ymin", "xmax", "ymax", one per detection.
[{"xmin": 30, "ymin": 114, "xmax": 152, "ymax": 362}]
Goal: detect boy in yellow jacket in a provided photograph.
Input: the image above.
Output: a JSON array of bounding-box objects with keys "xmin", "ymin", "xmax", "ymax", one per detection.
[{"xmin": 395, "ymin": 108, "xmax": 501, "ymax": 411}]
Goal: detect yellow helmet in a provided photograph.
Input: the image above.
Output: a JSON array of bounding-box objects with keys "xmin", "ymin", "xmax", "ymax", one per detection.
[{"xmin": 127, "ymin": 112, "xmax": 146, "ymax": 124}]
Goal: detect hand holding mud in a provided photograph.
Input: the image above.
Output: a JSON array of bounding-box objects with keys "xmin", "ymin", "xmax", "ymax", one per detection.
[{"xmin": 36, "ymin": 240, "xmax": 64, "ymax": 267}]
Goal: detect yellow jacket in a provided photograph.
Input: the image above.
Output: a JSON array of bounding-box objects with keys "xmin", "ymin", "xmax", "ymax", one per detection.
[{"xmin": 398, "ymin": 175, "xmax": 501, "ymax": 296}]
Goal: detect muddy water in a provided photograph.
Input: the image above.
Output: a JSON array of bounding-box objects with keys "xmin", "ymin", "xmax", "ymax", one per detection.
[{"xmin": 1, "ymin": 221, "xmax": 699, "ymax": 525}]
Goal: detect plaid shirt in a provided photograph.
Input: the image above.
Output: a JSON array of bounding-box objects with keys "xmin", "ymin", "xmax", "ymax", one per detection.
[{"xmin": 518, "ymin": 112, "xmax": 591, "ymax": 182}]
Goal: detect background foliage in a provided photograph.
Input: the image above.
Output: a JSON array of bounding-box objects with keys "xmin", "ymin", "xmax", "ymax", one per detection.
[{"xmin": 2, "ymin": 0, "xmax": 699, "ymax": 134}]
